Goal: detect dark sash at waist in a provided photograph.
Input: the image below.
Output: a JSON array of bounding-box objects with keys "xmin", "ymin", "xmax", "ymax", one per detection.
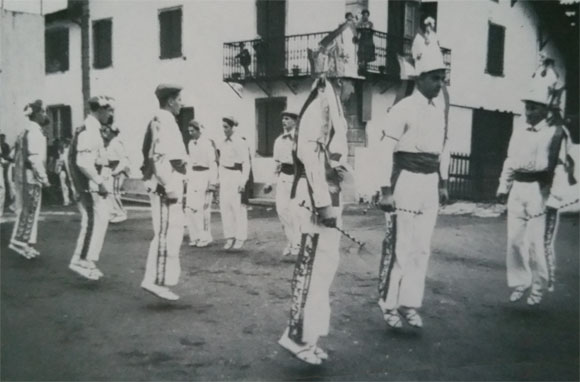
[
  {"xmin": 280, "ymin": 163, "xmax": 294, "ymax": 175},
  {"xmin": 223, "ymin": 163, "xmax": 242, "ymax": 171},
  {"xmin": 513, "ymin": 171, "xmax": 550, "ymax": 183},
  {"xmin": 109, "ymin": 160, "xmax": 120, "ymax": 170},
  {"xmin": 394, "ymin": 152, "xmax": 440, "ymax": 174},
  {"xmin": 192, "ymin": 165, "xmax": 209, "ymax": 171}
]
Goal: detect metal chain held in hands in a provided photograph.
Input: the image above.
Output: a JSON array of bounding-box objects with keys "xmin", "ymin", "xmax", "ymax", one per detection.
[
  {"xmin": 390, "ymin": 207, "xmax": 423, "ymax": 215},
  {"xmin": 522, "ymin": 198, "xmax": 579, "ymax": 221},
  {"xmin": 298, "ymin": 201, "xmax": 366, "ymax": 248}
]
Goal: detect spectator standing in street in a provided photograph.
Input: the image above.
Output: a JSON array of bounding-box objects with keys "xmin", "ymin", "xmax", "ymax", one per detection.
[
  {"xmin": 9, "ymin": 100, "xmax": 51, "ymax": 259},
  {"xmin": 185, "ymin": 120, "xmax": 218, "ymax": 248},
  {"xmin": 55, "ymin": 138, "xmax": 72, "ymax": 206},
  {"xmin": 216, "ymin": 116, "xmax": 250, "ymax": 250},
  {"xmin": 103, "ymin": 124, "xmax": 130, "ymax": 223},
  {"xmin": 376, "ymin": 44, "xmax": 450, "ymax": 329},
  {"xmin": 264, "ymin": 110, "xmax": 300, "ymax": 257},
  {"xmin": 496, "ymin": 58, "xmax": 575, "ymax": 306},
  {"xmin": 67, "ymin": 96, "xmax": 114, "ymax": 281},
  {"xmin": 140, "ymin": 84, "xmax": 188, "ymax": 301},
  {"xmin": 278, "ymin": 77, "xmax": 349, "ymax": 365}
]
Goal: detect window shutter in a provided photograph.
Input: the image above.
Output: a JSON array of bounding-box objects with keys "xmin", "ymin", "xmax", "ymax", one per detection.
[
  {"xmin": 256, "ymin": 100, "xmax": 268, "ymax": 156},
  {"xmin": 93, "ymin": 19, "xmax": 112, "ymax": 69},
  {"xmin": 62, "ymin": 106, "xmax": 72, "ymax": 139},
  {"xmin": 160, "ymin": 8, "xmax": 182, "ymax": 59},
  {"xmin": 178, "ymin": 107, "xmax": 195, "ymax": 146},
  {"xmin": 45, "ymin": 28, "xmax": 69, "ymax": 73},
  {"xmin": 487, "ymin": 23, "xmax": 505, "ymax": 76}
]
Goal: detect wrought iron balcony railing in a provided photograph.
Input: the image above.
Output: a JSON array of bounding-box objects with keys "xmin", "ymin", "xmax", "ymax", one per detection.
[{"xmin": 223, "ymin": 30, "xmax": 451, "ymax": 84}]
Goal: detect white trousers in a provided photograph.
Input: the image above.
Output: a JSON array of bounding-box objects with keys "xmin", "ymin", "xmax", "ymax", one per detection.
[
  {"xmin": 143, "ymin": 192, "xmax": 184, "ymax": 287},
  {"xmin": 59, "ymin": 170, "xmax": 71, "ymax": 205},
  {"xmin": 186, "ymin": 170, "xmax": 213, "ymax": 242},
  {"xmin": 506, "ymin": 181, "xmax": 549, "ymax": 291},
  {"xmin": 276, "ymin": 173, "xmax": 299, "ymax": 248},
  {"xmin": 10, "ymin": 183, "xmax": 42, "ymax": 246},
  {"xmin": 287, "ymin": 178, "xmax": 341, "ymax": 345},
  {"xmin": 71, "ymin": 192, "xmax": 110, "ymax": 263},
  {"xmin": 219, "ymin": 168, "xmax": 247, "ymax": 241},
  {"xmin": 382, "ymin": 170, "xmax": 439, "ymax": 310},
  {"xmin": 107, "ymin": 173, "xmax": 127, "ymax": 221}
]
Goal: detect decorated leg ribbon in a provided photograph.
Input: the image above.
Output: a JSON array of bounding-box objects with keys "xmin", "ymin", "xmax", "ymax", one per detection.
[{"xmin": 288, "ymin": 233, "xmax": 318, "ymax": 344}]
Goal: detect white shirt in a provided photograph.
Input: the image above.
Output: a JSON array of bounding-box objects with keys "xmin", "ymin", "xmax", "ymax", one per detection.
[
  {"xmin": 188, "ymin": 136, "xmax": 218, "ymax": 184},
  {"xmin": 498, "ymin": 119, "xmax": 569, "ymax": 205},
  {"xmin": 76, "ymin": 114, "xmax": 107, "ymax": 186},
  {"xmin": 106, "ymin": 136, "xmax": 130, "ymax": 175},
  {"xmin": 216, "ymin": 133, "xmax": 250, "ymax": 184},
  {"xmin": 385, "ymin": 90, "xmax": 446, "ymax": 154},
  {"xmin": 380, "ymin": 90, "xmax": 450, "ymax": 187},
  {"xmin": 148, "ymin": 109, "xmax": 188, "ymax": 192},
  {"xmin": 21, "ymin": 120, "xmax": 48, "ymax": 185},
  {"xmin": 273, "ymin": 130, "xmax": 295, "ymax": 165}
]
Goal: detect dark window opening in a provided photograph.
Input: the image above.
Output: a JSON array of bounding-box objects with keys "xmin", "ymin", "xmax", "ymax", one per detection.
[
  {"xmin": 159, "ymin": 7, "xmax": 182, "ymax": 59},
  {"xmin": 47, "ymin": 105, "xmax": 72, "ymax": 143},
  {"xmin": 45, "ymin": 27, "xmax": 69, "ymax": 73},
  {"xmin": 255, "ymin": 97, "xmax": 286, "ymax": 157},
  {"xmin": 177, "ymin": 107, "xmax": 195, "ymax": 146},
  {"xmin": 93, "ymin": 18, "xmax": 112, "ymax": 69},
  {"xmin": 420, "ymin": 2, "xmax": 438, "ymax": 28},
  {"xmin": 486, "ymin": 22, "xmax": 505, "ymax": 76}
]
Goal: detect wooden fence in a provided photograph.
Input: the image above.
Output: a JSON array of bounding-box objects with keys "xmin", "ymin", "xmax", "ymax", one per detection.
[{"xmin": 448, "ymin": 152, "xmax": 474, "ymax": 200}]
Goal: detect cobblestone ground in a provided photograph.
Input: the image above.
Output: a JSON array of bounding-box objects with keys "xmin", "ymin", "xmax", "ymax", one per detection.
[{"xmin": 1, "ymin": 204, "xmax": 578, "ymax": 381}]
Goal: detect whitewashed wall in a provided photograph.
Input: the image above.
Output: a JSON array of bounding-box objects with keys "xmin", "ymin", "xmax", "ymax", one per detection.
[
  {"xmin": 44, "ymin": 21, "xmax": 84, "ymax": 132},
  {"xmin": 437, "ymin": 0, "xmax": 566, "ymax": 115},
  {"xmin": 86, "ymin": 1, "xmax": 255, "ymax": 175},
  {"xmin": 36, "ymin": 0, "xmax": 574, "ymax": 200},
  {"xmin": 0, "ymin": 10, "xmax": 45, "ymax": 145}
]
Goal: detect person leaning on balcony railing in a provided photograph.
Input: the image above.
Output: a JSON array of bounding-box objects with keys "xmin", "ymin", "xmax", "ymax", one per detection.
[
  {"xmin": 355, "ymin": 9, "xmax": 375, "ymax": 74},
  {"xmin": 496, "ymin": 59, "xmax": 575, "ymax": 307},
  {"xmin": 411, "ymin": 16, "xmax": 440, "ymax": 66},
  {"xmin": 376, "ymin": 45, "xmax": 450, "ymax": 330},
  {"xmin": 236, "ymin": 42, "xmax": 251, "ymax": 78}
]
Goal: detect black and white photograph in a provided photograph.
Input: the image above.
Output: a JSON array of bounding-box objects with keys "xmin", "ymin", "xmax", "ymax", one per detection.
[{"xmin": 0, "ymin": 0, "xmax": 579, "ymax": 380}]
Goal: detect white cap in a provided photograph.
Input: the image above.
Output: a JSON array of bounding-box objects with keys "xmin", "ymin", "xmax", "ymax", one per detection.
[
  {"xmin": 522, "ymin": 63, "xmax": 562, "ymax": 109},
  {"xmin": 414, "ymin": 43, "xmax": 446, "ymax": 75}
]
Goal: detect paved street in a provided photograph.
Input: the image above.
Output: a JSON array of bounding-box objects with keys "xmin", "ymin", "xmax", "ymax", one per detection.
[{"xmin": 1, "ymin": 204, "xmax": 578, "ymax": 381}]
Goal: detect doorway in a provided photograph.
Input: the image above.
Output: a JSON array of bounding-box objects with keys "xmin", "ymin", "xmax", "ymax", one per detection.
[{"xmin": 470, "ymin": 109, "xmax": 513, "ymax": 200}]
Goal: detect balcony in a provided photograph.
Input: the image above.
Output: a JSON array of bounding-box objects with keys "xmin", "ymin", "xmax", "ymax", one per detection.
[{"xmin": 223, "ymin": 30, "xmax": 451, "ymax": 84}]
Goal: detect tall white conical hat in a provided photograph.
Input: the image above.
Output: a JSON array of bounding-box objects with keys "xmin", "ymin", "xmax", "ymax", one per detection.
[
  {"xmin": 522, "ymin": 59, "xmax": 563, "ymax": 109},
  {"xmin": 414, "ymin": 42, "xmax": 445, "ymax": 75}
]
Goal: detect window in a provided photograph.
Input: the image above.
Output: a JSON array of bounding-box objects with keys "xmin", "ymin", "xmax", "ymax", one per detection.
[
  {"xmin": 177, "ymin": 107, "xmax": 194, "ymax": 146},
  {"xmin": 404, "ymin": 2, "xmax": 419, "ymax": 38},
  {"xmin": 46, "ymin": 105, "xmax": 72, "ymax": 143},
  {"xmin": 345, "ymin": 0, "xmax": 369, "ymax": 19},
  {"xmin": 93, "ymin": 19, "xmax": 112, "ymax": 69},
  {"xmin": 255, "ymin": 97, "xmax": 286, "ymax": 157},
  {"xmin": 420, "ymin": 2, "xmax": 438, "ymax": 27},
  {"xmin": 486, "ymin": 22, "xmax": 505, "ymax": 76},
  {"xmin": 159, "ymin": 7, "xmax": 182, "ymax": 59},
  {"xmin": 45, "ymin": 27, "xmax": 69, "ymax": 73}
]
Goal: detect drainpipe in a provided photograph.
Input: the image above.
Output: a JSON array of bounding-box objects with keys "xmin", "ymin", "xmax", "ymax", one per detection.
[{"xmin": 80, "ymin": 0, "xmax": 90, "ymax": 115}]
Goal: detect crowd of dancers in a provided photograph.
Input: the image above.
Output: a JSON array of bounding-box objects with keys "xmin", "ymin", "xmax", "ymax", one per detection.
[{"xmin": 5, "ymin": 31, "xmax": 576, "ymax": 366}]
